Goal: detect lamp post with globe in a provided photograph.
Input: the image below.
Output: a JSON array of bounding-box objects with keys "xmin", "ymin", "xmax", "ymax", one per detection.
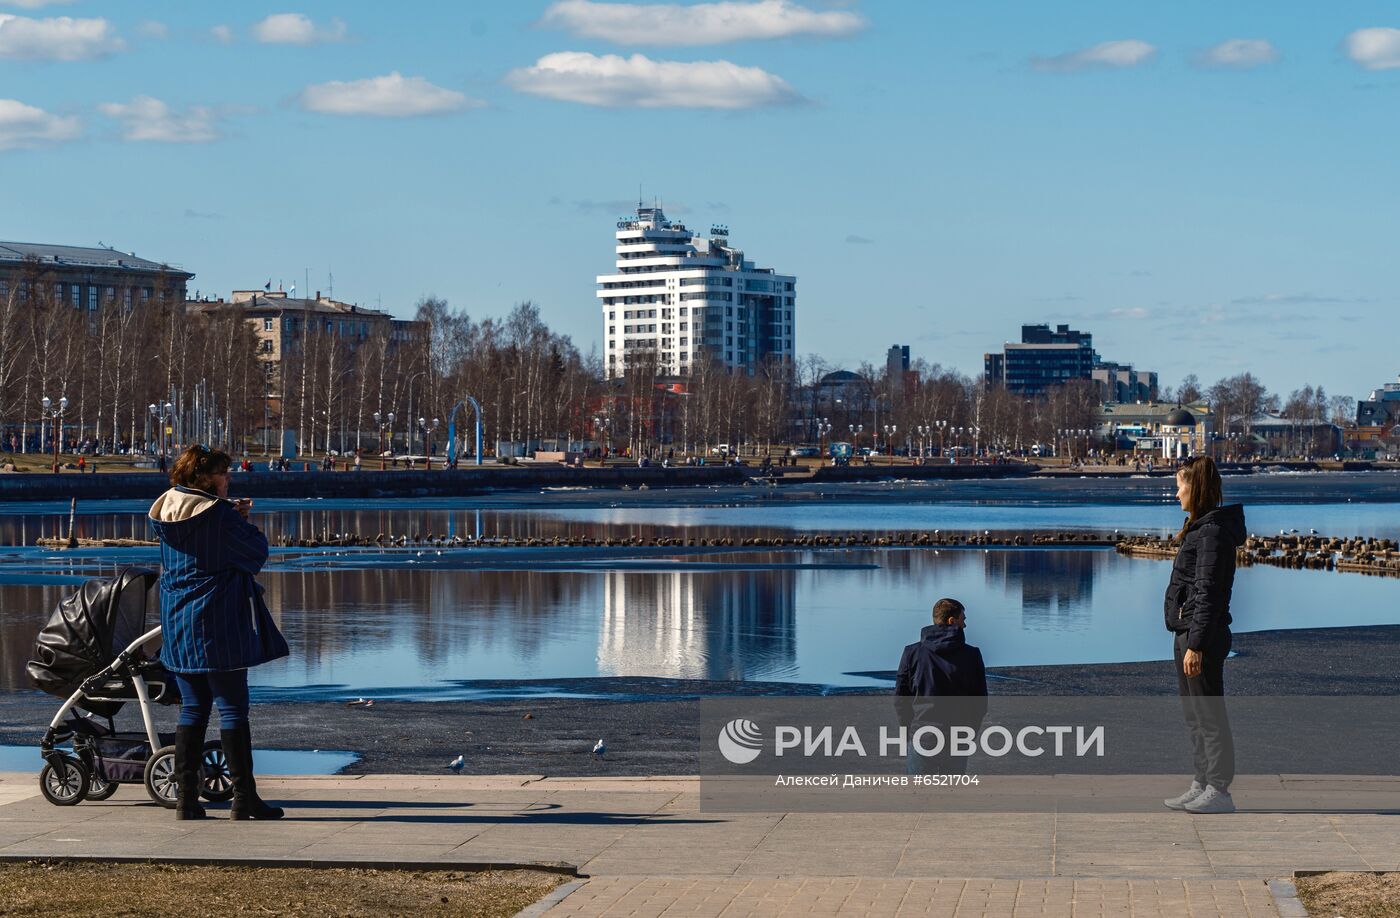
[
  {"xmin": 41, "ymin": 396, "xmax": 68, "ymax": 474},
  {"xmin": 419, "ymin": 416, "xmax": 439, "ymax": 469},
  {"xmin": 373, "ymin": 411, "xmax": 395, "ymax": 470}
]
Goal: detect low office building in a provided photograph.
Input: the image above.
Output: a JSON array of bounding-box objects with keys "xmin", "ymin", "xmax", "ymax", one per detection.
[
  {"xmin": 1357, "ymin": 375, "xmax": 1400, "ymax": 427},
  {"xmin": 1247, "ymin": 414, "xmax": 1342, "ymax": 459},
  {"xmin": 0, "ymin": 241, "xmax": 192, "ymax": 311},
  {"xmin": 187, "ymin": 289, "xmax": 422, "ymax": 434},
  {"xmin": 1096, "ymin": 401, "xmax": 1213, "ymax": 458}
]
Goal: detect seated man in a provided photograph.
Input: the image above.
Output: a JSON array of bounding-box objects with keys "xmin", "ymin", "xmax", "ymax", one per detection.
[{"xmin": 895, "ymin": 597, "xmax": 988, "ymax": 774}]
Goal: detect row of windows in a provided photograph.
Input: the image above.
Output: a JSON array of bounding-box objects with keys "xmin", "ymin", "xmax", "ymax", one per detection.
[
  {"xmin": 610, "ymin": 321, "xmax": 694, "ymax": 334},
  {"xmin": 679, "ymin": 291, "xmax": 732, "ymax": 302},
  {"xmin": 600, "ymin": 279, "xmax": 669, "ymax": 290},
  {"xmin": 611, "ymin": 307, "xmax": 707, "ymax": 320},
  {"xmin": 617, "ymin": 235, "xmax": 690, "ymax": 247},
  {"xmin": 679, "ymin": 276, "xmax": 734, "ymax": 287},
  {"xmin": 0, "ymin": 280, "xmax": 155, "ymax": 308}
]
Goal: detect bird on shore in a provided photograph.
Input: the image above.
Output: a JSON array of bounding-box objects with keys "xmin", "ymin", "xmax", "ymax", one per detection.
[
  {"xmin": 447, "ymin": 754, "xmax": 465, "ymax": 771},
  {"xmin": 591, "ymin": 739, "xmax": 606, "ymax": 757}
]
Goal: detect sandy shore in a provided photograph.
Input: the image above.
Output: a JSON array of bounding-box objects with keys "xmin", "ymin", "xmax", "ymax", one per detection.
[{"xmin": 2, "ymin": 625, "xmax": 1394, "ymax": 776}]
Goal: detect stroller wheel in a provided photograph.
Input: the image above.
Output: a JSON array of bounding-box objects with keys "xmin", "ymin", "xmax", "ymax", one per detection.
[
  {"xmin": 144, "ymin": 745, "xmax": 178, "ymax": 809},
  {"xmin": 40, "ymin": 755, "xmax": 90, "ymax": 806},
  {"xmin": 200, "ymin": 741, "xmax": 234, "ymax": 802},
  {"xmin": 85, "ymin": 772, "xmax": 120, "ymax": 801}
]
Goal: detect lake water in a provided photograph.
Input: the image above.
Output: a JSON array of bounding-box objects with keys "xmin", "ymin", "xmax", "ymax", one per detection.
[{"xmin": 2, "ymin": 475, "xmax": 1397, "ymax": 699}]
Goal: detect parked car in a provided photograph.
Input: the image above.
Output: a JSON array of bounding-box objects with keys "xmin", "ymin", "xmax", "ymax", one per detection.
[
  {"xmin": 711, "ymin": 444, "xmax": 732, "ymax": 456},
  {"xmin": 788, "ymin": 446, "xmax": 820, "ymax": 458}
]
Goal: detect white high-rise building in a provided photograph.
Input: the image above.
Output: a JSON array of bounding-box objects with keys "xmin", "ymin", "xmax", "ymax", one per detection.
[{"xmin": 599, "ymin": 203, "xmax": 796, "ymax": 378}]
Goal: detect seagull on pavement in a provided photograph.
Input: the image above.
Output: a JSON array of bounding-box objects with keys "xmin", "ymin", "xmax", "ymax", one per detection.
[
  {"xmin": 447, "ymin": 754, "xmax": 465, "ymax": 771},
  {"xmin": 591, "ymin": 739, "xmax": 606, "ymax": 757}
]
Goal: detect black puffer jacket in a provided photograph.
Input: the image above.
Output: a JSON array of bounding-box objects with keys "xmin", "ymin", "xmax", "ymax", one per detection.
[
  {"xmin": 1163, "ymin": 503, "xmax": 1246, "ymax": 655},
  {"xmin": 894, "ymin": 625, "xmax": 988, "ymax": 728}
]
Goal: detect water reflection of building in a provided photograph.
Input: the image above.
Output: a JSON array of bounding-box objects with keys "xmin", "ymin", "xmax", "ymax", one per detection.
[
  {"xmin": 983, "ymin": 550, "xmax": 1101, "ymax": 630},
  {"xmin": 600, "ymin": 570, "xmax": 797, "ymax": 680},
  {"xmin": 260, "ymin": 568, "xmax": 598, "ymax": 679}
]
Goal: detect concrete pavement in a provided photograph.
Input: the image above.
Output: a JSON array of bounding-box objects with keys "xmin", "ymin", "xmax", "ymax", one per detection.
[{"xmin": 2, "ymin": 772, "xmax": 1395, "ymax": 916}]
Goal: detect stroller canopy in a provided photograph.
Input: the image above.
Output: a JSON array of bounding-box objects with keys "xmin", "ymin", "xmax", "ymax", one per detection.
[{"xmin": 27, "ymin": 567, "xmax": 158, "ymax": 700}]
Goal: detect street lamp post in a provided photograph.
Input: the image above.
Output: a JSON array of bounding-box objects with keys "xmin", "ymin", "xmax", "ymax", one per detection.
[
  {"xmin": 373, "ymin": 411, "xmax": 396, "ymax": 470},
  {"xmin": 419, "ymin": 416, "xmax": 439, "ymax": 469},
  {"xmin": 41, "ymin": 396, "xmax": 68, "ymax": 474},
  {"xmin": 148, "ymin": 401, "xmax": 173, "ymax": 471},
  {"xmin": 593, "ymin": 415, "xmax": 613, "ymax": 463},
  {"xmin": 816, "ymin": 417, "xmax": 831, "ymax": 464}
]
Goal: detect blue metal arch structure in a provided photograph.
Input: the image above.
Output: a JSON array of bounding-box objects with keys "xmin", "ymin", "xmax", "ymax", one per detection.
[{"xmin": 446, "ymin": 397, "xmax": 484, "ymax": 466}]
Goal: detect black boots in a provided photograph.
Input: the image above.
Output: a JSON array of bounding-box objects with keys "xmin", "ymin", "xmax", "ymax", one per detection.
[
  {"xmin": 173, "ymin": 725, "xmax": 207, "ymax": 820},
  {"xmin": 221, "ymin": 725, "xmax": 284, "ymax": 820}
]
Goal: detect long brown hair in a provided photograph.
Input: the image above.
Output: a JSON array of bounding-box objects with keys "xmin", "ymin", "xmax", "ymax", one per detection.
[
  {"xmin": 170, "ymin": 444, "xmax": 232, "ymax": 493},
  {"xmin": 1174, "ymin": 455, "xmax": 1222, "ymax": 543}
]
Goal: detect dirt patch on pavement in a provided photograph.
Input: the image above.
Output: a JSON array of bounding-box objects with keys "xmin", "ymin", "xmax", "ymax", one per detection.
[
  {"xmin": 0, "ymin": 862, "xmax": 565, "ymax": 918},
  {"xmin": 1295, "ymin": 872, "xmax": 1400, "ymax": 918}
]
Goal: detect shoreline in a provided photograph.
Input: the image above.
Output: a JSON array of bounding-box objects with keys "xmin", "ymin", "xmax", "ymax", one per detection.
[
  {"xmin": 2, "ymin": 624, "xmax": 1394, "ymax": 776},
  {"xmin": 4, "ymin": 462, "xmax": 1398, "ymax": 504}
]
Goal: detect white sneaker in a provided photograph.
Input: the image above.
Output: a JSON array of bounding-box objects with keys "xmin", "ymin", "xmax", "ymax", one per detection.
[
  {"xmin": 1184, "ymin": 785, "xmax": 1235, "ymax": 814},
  {"xmin": 1163, "ymin": 780, "xmax": 1205, "ymax": 810}
]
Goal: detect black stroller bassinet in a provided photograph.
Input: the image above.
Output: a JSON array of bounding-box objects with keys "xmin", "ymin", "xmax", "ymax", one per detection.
[{"xmin": 27, "ymin": 567, "xmax": 232, "ymax": 807}]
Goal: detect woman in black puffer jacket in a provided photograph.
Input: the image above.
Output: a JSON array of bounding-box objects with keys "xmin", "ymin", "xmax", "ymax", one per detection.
[{"xmin": 1161, "ymin": 456, "xmax": 1245, "ymax": 815}]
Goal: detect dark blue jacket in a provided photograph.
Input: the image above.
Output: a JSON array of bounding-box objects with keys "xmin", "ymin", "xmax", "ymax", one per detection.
[
  {"xmin": 1164, "ymin": 503, "xmax": 1245, "ymax": 656},
  {"xmin": 894, "ymin": 625, "xmax": 988, "ymax": 728},
  {"xmin": 149, "ymin": 487, "xmax": 288, "ymax": 673}
]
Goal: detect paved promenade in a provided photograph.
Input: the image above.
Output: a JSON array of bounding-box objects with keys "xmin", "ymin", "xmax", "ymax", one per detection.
[{"xmin": 2, "ymin": 772, "xmax": 1395, "ymax": 916}]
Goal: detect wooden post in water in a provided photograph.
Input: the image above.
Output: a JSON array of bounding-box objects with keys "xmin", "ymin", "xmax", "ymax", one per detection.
[{"xmin": 65, "ymin": 498, "xmax": 78, "ymax": 549}]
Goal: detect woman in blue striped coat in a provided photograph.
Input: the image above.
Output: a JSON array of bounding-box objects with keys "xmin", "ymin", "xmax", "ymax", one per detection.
[{"xmin": 149, "ymin": 445, "xmax": 288, "ymax": 821}]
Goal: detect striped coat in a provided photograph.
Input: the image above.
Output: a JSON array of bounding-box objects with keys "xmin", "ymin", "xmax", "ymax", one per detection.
[{"xmin": 148, "ymin": 487, "xmax": 288, "ymax": 673}]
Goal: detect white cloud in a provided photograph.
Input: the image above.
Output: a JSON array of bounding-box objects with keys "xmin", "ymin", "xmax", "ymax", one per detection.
[
  {"xmin": 1032, "ymin": 39, "xmax": 1155, "ymax": 73},
  {"xmin": 0, "ymin": 14, "xmax": 124, "ymax": 60},
  {"xmin": 253, "ymin": 12, "xmax": 346, "ymax": 45},
  {"xmin": 1197, "ymin": 38, "xmax": 1277, "ymax": 68},
  {"xmin": 99, "ymin": 96, "xmax": 218, "ymax": 143},
  {"xmin": 0, "ymin": 98, "xmax": 80, "ymax": 150},
  {"xmin": 209, "ymin": 24, "xmax": 234, "ymax": 44},
  {"xmin": 299, "ymin": 72, "xmax": 476, "ymax": 117},
  {"xmin": 1, "ymin": 0, "xmax": 75, "ymax": 8},
  {"xmin": 506, "ymin": 51, "xmax": 802, "ymax": 108},
  {"xmin": 137, "ymin": 20, "xmax": 169, "ymax": 40},
  {"xmin": 538, "ymin": 0, "xmax": 864, "ymax": 46},
  {"xmin": 1345, "ymin": 27, "xmax": 1400, "ymax": 71}
]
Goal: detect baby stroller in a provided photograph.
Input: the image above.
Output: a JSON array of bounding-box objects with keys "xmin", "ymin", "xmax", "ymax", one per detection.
[{"xmin": 26, "ymin": 567, "xmax": 233, "ymax": 808}]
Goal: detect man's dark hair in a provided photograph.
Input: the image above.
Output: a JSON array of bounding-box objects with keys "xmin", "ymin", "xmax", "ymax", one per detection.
[{"xmin": 932, "ymin": 597, "xmax": 965, "ymax": 625}]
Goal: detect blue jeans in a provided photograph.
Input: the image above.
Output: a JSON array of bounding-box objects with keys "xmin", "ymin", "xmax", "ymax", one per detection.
[{"xmin": 173, "ymin": 670, "xmax": 250, "ymax": 731}]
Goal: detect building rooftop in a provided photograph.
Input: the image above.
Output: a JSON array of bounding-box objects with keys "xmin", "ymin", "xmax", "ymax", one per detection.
[
  {"xmin": 0, "ymin": 241, "xmax": 191, "ymax": 278},
  {"xmin": 188, "ymin": 291, "xmax": 396, "ymax": 320},
  {"xmin": 1099, "ymin": 401, "xmax": 1212, "ymax": 419}
]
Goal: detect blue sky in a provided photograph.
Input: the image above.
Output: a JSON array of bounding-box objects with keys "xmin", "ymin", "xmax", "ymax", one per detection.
[{"xmin": 3, "ymin": 1, "xmax": 1398, "ymax": 400}]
